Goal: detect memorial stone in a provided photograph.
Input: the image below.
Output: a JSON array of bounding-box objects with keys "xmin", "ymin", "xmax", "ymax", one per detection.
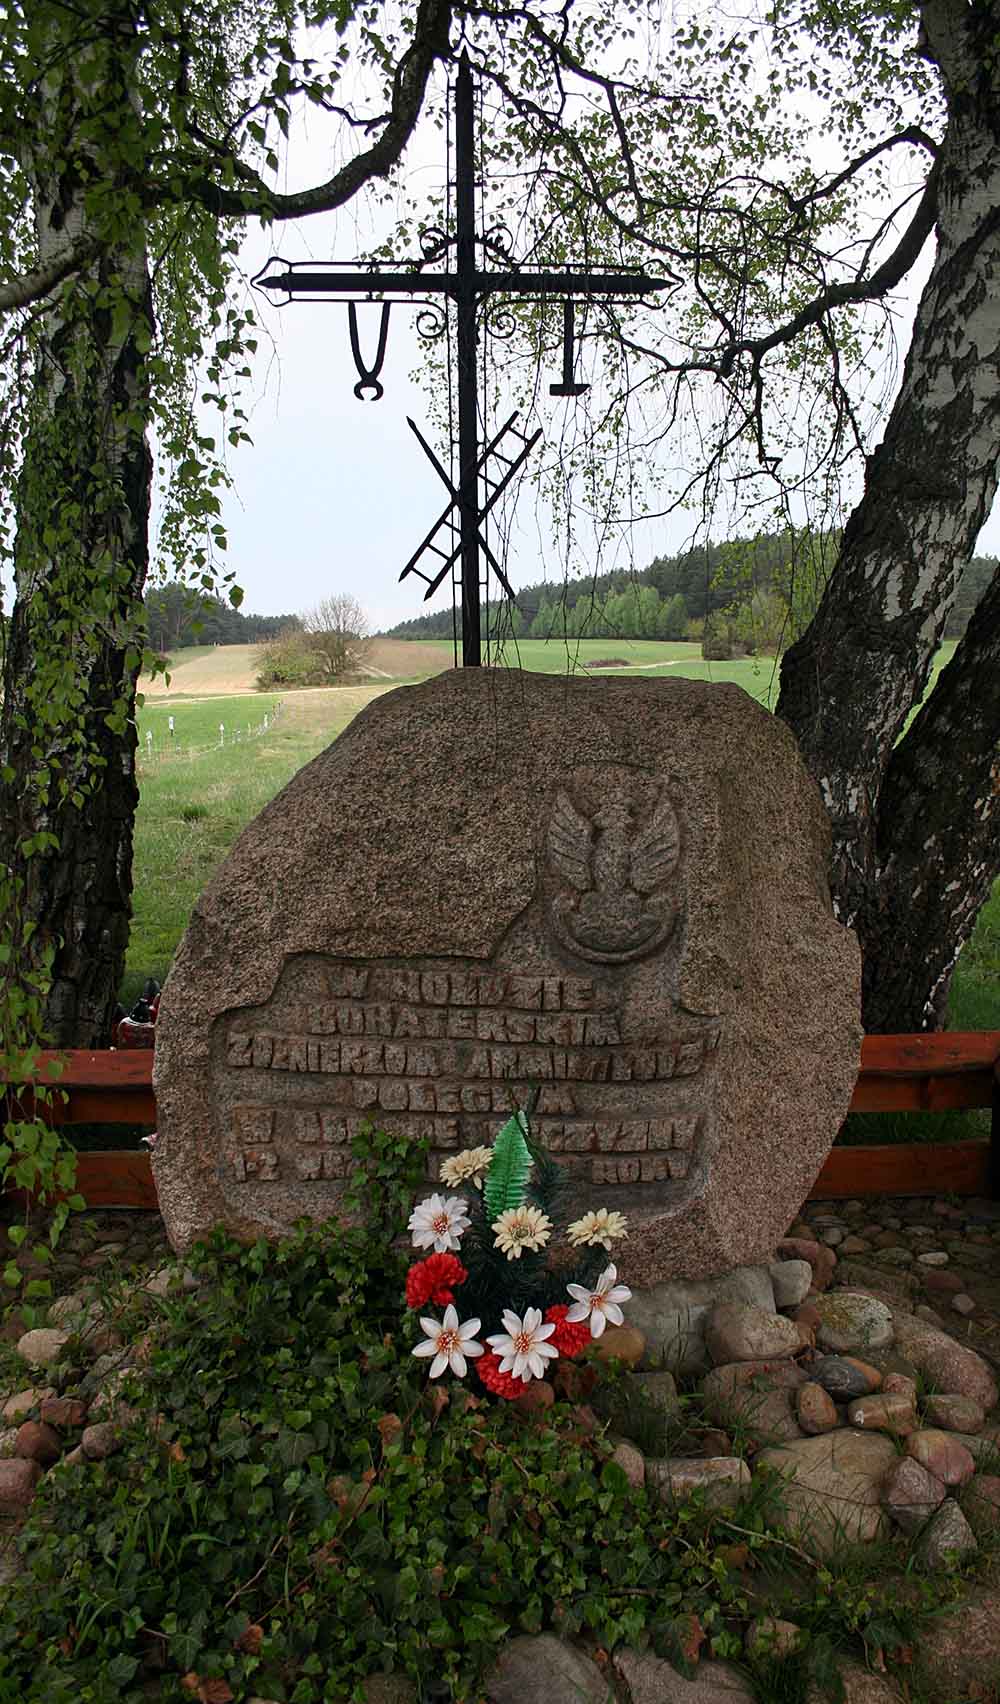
[{"xmin": 153, "ymin": 669, "xmax": 861, "ymax": 1282}]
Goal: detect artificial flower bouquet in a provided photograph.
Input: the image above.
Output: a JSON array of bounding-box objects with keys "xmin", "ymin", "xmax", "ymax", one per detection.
[{"xmin": 404, "ymin": 1109, "xmax": 631, "ymax": 1400}]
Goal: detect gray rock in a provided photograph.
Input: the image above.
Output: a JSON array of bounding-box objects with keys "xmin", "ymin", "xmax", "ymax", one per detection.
[
  {"xmin": 810, "ymin": 1355, "xmax": 880, "ymax": 1400},
  {"xmin": 813, "ymin": 1292, "xmax": 893, "ymax": 1353},
  {"xmin": 609, "ymin": 1440, "xmax": 645, "ymax": 1488},
  {"xmin": 769, "ymin": 1260, "xmax": 813, "ymax": 1309},
  {"xmin": 1, "ymin": 1386, "xmax": 55, "ymax": 1423},
  {"xmin": 922, "ymin": 1394, "xmax": 985, "ymax": 1434},
  {"xmin": 702, "ymin": 1359, "xmax": 806, "ymax": 1443},
  {"xmin": 81, "ymin": 1422, "xmax": 120, "ymax": 1461},
  {"xmin": 646, "ymin": 1456, "xmax": 751, "ymax": 1509},
  {"xmin": 628, "ymin": 1268, "xmax": 776, "ymax": 1375},
  {"xmin": 614, "ymin": 1651, "xmax": 755, "ymax": 1704},
  {"xmin": 704, "ymin": 1302, "xmax": 803, "ymax": 1365},
  {"xmin": 745, "ymin": 1617, "xmax": 802, "ymax": 1659},
  {"xmin": 633, "ymin": 1370, "xmax": 680, "ymax": 1421},
  {"xmin": 756, "ymin": 1430, "xmax": 897, "ymax": 1553},
  {"xmin": 892, "ymin": 1310, "xmax": 999, "ymax": 1410},
  {"xmin": 0, "ymin": 1458, "xmax": 42, "ymax": 1512},
  {"xmin": 486, "ymin": 1635, "xmax": 611, "ymax": 1704},
  {"xmin": 881, "ymin": 1455, "xmax": 946, "ymax": 1535},
  {"xmin": 15, "ymin": 1328, "xmax": 69, "ymax": 1369},
  {"xmin": 914, "ymin": 1499, "xmax": 977, "ymax": 1570}
]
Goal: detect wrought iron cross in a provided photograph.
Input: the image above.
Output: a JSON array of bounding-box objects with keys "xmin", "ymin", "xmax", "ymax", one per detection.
[{"xmin": 254, "ymin": 53, "xmax": 668, "ymax": 666}]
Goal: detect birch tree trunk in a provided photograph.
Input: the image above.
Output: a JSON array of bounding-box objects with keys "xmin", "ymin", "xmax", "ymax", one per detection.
[
  {"xmin": 0, "ymin": 6, "xmax": 152, "ymax": 1048},
  {"xmin": 777, "ymin": 0, "xmax": 1000, "ymax": 1032}
]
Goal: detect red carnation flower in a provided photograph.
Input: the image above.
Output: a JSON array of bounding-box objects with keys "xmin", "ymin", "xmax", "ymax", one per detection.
[
  {"xmin": 544, "ymin": 1304, "xmax": 591, "ymax": 1358},
  {"xmin": 475, "ymin": 1351, "xmax": 525, "ymax": 1400},
  {"xmin": 404, "ymin": 1252, "xmax": 468, "ymax": 1310}
]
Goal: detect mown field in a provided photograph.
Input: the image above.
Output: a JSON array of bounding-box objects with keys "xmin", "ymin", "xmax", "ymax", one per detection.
[{"xmin": 128, "ymin": 637, "xmax": 994, "ymax": 1081}]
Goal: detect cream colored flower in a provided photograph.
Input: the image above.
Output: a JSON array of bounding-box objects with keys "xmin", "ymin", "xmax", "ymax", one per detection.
[
  {"xmin": 408, "ymin": 1193, "xmax": 471, "ymax": 1253},
  {"xmin": 565, "ymin": 1265, "xmax": 632, "ymax": 1338},
  {"xmin": 491, "ymin": 1205, "xmax": 552, "ymax": 1260},
  {"xmin": 412, "ymin": 1305, "xmax": 484, "ymax": 1378},
  {"xmin": 566, "ymin": 1208, "xmax": 629, "ymax": 1250},
  {"xmin": 487, "ymin": 1308, "xmax": 558, "ymax": 1382},
  {"xmin": 438, "ymin": 1146, "xmax": 494, "ymax": 1191}
]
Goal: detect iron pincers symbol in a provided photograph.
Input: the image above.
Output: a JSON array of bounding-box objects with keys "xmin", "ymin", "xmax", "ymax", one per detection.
[{"xmin": 348, "ymin": 302, "xmax": 390, "ymax": 401}]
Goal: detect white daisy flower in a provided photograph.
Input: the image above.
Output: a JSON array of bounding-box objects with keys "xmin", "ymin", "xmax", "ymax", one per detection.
[
  {"xmin": 566, "ymin": 1208, "xmax": 629, "ymax": 1250},
  {"xmin": 491, "ymin": 1205, "xmax": 552, "ymax": 1260},
  {"xmin": 486, "ymin": 1307, "xmax": 558, "ymax": 1382},
  {"xmin": 438, "ymin": 1146, "xmax": 494, "ymax": 1190},
  {"xmin": 565, "ymin": 1264, "xmax": 632, "ymax": 1338},
  {"xmin": 412, "ymin": 1305, "xmax": 484, "ymax": 1378},
  {"xmin": 407, "ymin": 1193, "xmax": 471, "ymax": 1253}
]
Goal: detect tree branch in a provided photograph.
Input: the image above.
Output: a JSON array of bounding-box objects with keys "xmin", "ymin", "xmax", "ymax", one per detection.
[
  {"xmin": 719, "ymin": 168, "xmax": 937, "ymax": 376},
  {"xmin": 0, "ymin": 234, "xmax": 100, "ymax": 313},
  {"xmin": 176, "ymin": 0, "xmax": 453, "ymax": 221}
]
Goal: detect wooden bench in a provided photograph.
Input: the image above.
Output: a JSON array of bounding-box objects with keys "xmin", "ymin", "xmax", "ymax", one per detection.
[{"xmin": 3, "ymin": 1032, "xmax": 999, "ymax": 1209}]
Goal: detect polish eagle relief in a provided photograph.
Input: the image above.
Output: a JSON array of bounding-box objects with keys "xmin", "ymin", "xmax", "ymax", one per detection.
[{"xmin": 547, "ymin": 780, "xmax": 681, "ymax": 964}]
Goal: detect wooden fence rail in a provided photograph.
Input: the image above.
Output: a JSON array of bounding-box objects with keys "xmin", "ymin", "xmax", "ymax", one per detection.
[{"xmin": 2, "ymin": 1033, "xmax": 999, "ymax": 1210}]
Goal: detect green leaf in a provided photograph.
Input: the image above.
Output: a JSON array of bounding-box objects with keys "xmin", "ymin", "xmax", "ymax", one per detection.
[{"xmin": 483, "ymin": 1112, "xmax": 532, "ymax": 1221}]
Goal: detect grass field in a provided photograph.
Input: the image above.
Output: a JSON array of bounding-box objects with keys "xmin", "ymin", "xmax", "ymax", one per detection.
[{"xmin": 126, "ymin": 636, "xmax": 996, "ymax": 1079}]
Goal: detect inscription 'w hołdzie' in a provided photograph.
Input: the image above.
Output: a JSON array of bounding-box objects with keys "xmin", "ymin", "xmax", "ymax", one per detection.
[{"xmin": 213, "ymin": 958, "xmax": 721, "ymax": 1202}]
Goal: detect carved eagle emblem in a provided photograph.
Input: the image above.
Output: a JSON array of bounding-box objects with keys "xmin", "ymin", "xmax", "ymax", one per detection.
[{"xmin": 547, "ymin": 785, "xmax": 680, "ymax": 963}]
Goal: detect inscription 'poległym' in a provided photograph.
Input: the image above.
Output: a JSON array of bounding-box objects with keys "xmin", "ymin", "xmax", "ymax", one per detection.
[{"xmin": 212, "ymin": 955, "xmax": 720, "ymax": 1204}]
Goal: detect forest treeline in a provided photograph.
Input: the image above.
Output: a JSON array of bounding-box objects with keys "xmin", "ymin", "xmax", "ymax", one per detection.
[
  {"xmin": 144, "ymin": 582, "xmax": 300, "ymax": 653},
  {"xmin": 384, "ymin": 533, "xmax": 998, "ymax": 654}
]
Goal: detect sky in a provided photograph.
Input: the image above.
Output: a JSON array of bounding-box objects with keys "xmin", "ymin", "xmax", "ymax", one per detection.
[{"xmin": 116, "ymin": 40, "xmax": 1000, "ymax": 633}]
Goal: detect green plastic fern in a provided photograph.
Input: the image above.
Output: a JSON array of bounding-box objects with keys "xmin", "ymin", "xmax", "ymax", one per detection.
[{"xmin": 482, "ymin": 1111, "xmax": 532, "ymax": 1221}]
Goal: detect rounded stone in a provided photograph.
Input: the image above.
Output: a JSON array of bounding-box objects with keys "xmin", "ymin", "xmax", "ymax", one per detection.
[
  {"xmin": 923, "ymin": 1394, "xmax": 985, "ymax": 1434},
  {"xmin": 769, "ymin": 1259, "xmax": 813, "ymax": 1309},
  {"xmin": 745, "ymin": 1617, "xmax": 801, "ymax": 1659},
  {"xmin": 906, "ymin": 1429, "xmax": 976, "ymax": 1487},
  {"xmin": 811, "ymin": 1354, "xmax": 882, "ymax": 1400},
  {"xmin": 704, "ymin": 1303, "xmax": 804, "ymax": 1365},
  {"xmin": 634, "ymin": 1369, "xmax": 679, "ymax": 1419},
  {"xmin": 892, "ymin": 1313, "xmax": 998, "ymax": 1410},
  {"xmin": 514, "ymin": 1381, "xmax": 554, "ymax": 1417},
  {"xmin": 882, "ymin": 1455, "xmax": 946, "ymax": 1535},
  {"xmin": 952, "ymin": 1294, "xmax": 976, "ymax": 1317},
  {"xmin": 963, "ymin": 1474, "xmax": 1000, "ymax": 1536},
  {"xmin": 882, "ymin": 1371, "xmax": 918, "ymax": 1404},
  {"xmin": 813, "ymin": 1291, "xmax": 893, "ymax": 1354},
  {"xmin": 756, "ymin": 1430, "xmax": 897, "ymax": 1553},
  {"xmin": 39, "ymin": 1396, "xmax": 88, "ymax": 1430},
  {"xmin": 775, "ymin": 1239, "xmax": 837, "ymax": 1291},
  {"xmin": 914, "ymin": 1499, "xmax": 977, "ymax": 1570},
  {"xmin": 646, "ymin": 1455, "xmax": 751, "ymax": 1509},
  {"xmin": 917, "ymin": 1251, "xmax": 950, "ymax": 1267},
  {"xmin": 796, "ymin": 1382, "xmax": 839, "ymax": 1436},
  {"xmin": 609, "ymin": 1439, "xmax": 645, "ymax": 1488},
  {"xmin": 1, "ymin": 1386, "xmax": 55, "ymax": 1423},
  {"xmin": 0, "ymin": 1458, "xmax": 42, "ymax": 1512},
  {"xmin": 81, "ymin": 1421, "xmax": 121, "ymax": 1461},
  {"xmin": 587, "ymin": 1325, "xmax": 646, "ymax": 1367},
  {"xmin": 15, "ymin": 1329, "xmax": 69, "ymax": 1369},
  {"xmin": 846, "ymin": 1394, "xmax": 915, "ymax": 1435},
  {"xmin": 14, "ymin": 1420, "xmax": 62, "ymax": 1465}
]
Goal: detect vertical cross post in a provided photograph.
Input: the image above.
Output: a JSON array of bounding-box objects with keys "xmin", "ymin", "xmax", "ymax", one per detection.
[{"xmin": 455, "ymin": 54, "xmax": 481, "ymax": 665}]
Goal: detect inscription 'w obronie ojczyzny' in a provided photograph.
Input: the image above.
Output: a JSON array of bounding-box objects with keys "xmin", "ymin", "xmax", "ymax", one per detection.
[{"xmin": 215, "ymin": 960, "xmax": 720, "ymax": 1197}]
